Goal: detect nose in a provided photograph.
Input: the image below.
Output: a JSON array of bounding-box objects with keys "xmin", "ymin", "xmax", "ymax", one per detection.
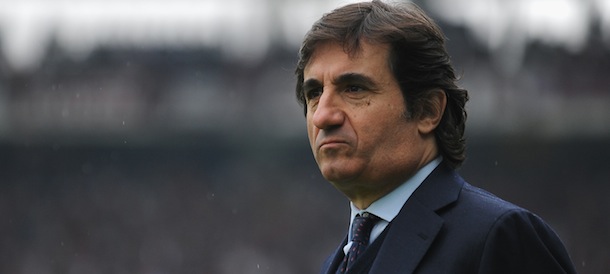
[{"xmin": 312, "ymin": 91, "xmax": 345, "ymax": 130}]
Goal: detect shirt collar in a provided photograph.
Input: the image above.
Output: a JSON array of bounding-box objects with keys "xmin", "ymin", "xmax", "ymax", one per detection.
[{"xmin": 349, "ymin": 157, "xmax": 442, "ymax": 223}]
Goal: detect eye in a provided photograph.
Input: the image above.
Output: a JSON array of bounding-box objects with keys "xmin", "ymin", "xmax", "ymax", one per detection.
[
  {"xmin": 345, "ymin": 85, "xmax": 365, "ymax": 93},
  {"xmin": 305, "ymin": 87, "xmax": 323, "ymax": 101}
]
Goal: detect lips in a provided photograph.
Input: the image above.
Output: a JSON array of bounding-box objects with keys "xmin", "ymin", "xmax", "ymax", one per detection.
[
  {"xmin": 318, "ymin": 139, "xmax": 348, "ymax": 150},
  {"xmin": 313, "ymin": 129, "xmax": 353, "ymax": 152}
]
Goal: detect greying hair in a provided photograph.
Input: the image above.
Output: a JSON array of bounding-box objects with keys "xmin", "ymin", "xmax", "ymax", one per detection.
[{"xmin": 295, "ymin": 0, "xmax": 468, "ymax": 168}]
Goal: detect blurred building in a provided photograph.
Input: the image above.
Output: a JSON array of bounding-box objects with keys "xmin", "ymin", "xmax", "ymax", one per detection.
[
  {"xmin": 0, "ymin": 0, "xmax": 608, "ymax": 145},
  {"xmin": 0, "ymin": 1, "xmax": 609, "ymax": 273}
]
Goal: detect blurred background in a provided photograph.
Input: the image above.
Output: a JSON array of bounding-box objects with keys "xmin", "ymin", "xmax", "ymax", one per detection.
[{"xmin": 0, "ymin": 0, "xmax": 608, "ymax": 273}]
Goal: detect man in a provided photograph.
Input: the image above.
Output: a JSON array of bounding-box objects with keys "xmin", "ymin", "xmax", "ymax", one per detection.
[{"xmin": 294, "ymin": 1, "xmax": 576, "ymax": 273}]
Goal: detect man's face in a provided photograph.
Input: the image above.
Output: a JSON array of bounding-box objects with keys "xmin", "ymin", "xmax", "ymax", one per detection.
[{"xmin": 303, "ymin": 41, "xmax": 436, "ymax": 203}]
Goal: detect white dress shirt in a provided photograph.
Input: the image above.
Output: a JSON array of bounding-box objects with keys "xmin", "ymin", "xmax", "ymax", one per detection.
[{"xmin": 342, "ymin": 157, "xmax": 442, "ymax": 255}]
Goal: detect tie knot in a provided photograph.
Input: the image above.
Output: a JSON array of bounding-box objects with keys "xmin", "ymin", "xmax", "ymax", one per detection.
[{"xmin": 350, "ymin": 212, "xmax": 380, "ymax": 244}]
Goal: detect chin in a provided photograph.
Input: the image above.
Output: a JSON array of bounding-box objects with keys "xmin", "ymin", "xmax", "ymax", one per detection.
[
  {"xmin": 321, "ymin": 167, "xmax": 361, "ymax": 185},
  {"xmin": 317, "ymin": 157, "xmax": 366, "ymax": 182}
]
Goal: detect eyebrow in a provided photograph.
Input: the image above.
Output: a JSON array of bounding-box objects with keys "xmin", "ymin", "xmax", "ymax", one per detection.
[
  {"xmin": 331, "ymin": 73, "xmax": 378, "ymax": 89},
  {"xmin": 302, "ymin": 72, "xmax": 379, "ymax": 93},
  {"xmin": 302, "ymin": 78, "xmax": 322, "ymax": 93}
]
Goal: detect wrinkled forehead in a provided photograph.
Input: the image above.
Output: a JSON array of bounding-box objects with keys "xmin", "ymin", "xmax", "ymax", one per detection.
[
  {"xmin": 304, "ymin": 39, "xmax": 391, "ymax": 71},
  {"xmin": 303, "ymin": 40, "xmax": 396, "ymax": 89}
]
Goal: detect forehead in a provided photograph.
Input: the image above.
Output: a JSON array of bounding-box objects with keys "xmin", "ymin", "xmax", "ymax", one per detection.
[{"xmin": 304, "ymin": 41, "xmax": 392, "ymax": 79}]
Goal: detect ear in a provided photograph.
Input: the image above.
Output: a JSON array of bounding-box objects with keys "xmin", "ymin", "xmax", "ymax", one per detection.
[{"xmin": 417, "ymin": 89, "xmax": 447, "ymax": 135}]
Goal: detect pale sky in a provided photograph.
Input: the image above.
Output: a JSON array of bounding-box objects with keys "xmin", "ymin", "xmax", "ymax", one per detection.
[{"xmin": 0, "ymin": 0, "xmax": 607, "ymax": 71}]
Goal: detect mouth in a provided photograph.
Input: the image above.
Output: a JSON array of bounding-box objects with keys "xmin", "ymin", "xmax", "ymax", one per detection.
[{"xmin": 318, "ymin": 139, "xmax": 348, "ymax": 150}]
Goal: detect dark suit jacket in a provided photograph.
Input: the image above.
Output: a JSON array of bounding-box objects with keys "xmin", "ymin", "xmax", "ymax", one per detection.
[{"xmin": 321, "ymin": 162, "xmax": 576, "ymax": 274}]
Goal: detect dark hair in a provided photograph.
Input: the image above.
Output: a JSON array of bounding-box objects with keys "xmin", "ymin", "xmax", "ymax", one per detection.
[{"xmin": 295, "ymin": 0, "xmax": 468, "ymax": 169}]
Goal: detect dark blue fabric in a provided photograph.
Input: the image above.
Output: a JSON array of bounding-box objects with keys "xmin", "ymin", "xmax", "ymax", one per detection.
[{"xmin": 320, "ymin": 162, "xmax": 576, "ymax": 274}]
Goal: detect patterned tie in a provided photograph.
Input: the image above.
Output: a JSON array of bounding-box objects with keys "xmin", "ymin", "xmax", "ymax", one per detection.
[{"xmin": 337, "ymin": 212, "xmax": 381, "ymax": 273}]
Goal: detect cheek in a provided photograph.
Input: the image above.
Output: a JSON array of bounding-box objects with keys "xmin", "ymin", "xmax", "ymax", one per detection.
[
  {"xmin": 306, "ymin": 120, "xmax": 317, "ymax": 146},
  {"xmin": 366, "ymin": 110, "xmax": 414, "ymax": 148}
]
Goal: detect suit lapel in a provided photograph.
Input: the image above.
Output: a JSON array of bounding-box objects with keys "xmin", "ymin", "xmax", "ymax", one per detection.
[
  {"xmin": 369, "ymin": 162, "xmax": 464, "ymax": 274},
  {"xmin": 320, "ymin": 236, "xmax": 347, "ymax": 274}
]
